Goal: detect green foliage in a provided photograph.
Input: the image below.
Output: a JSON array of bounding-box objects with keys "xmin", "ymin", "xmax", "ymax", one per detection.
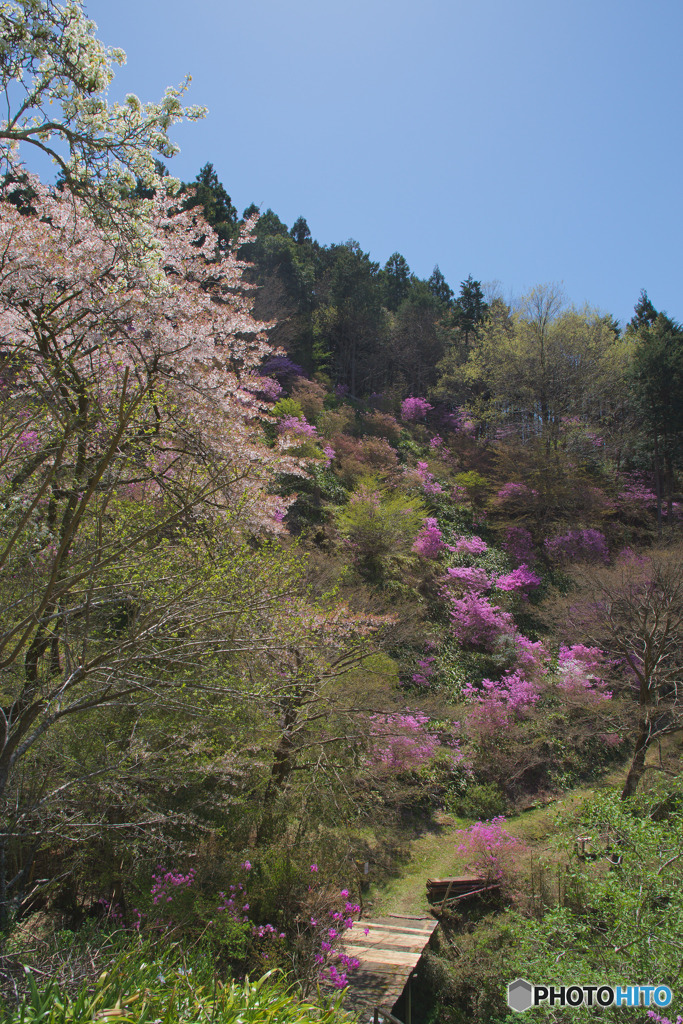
[
  {"xmin": 449, "ymin": 783, "xmax": 507, "ymax": 820},
  {"xmin": 453, "ymin": 471, "xmax": 488, "ymax": 498},
  {"xmin": 182, "ymin": 163, "xmax": 238, "ymax": 246},
  {"xmin": 512, "ymin": 782, "xmax": 683, "ymax": 1015},
  {"xmin": 272, "ymin": 398, "xmax": 306, "ymax": 420},
  {"xmin": 5, "ymin": 948, "xmax": 352, "ymax": 1023},
  {"xmin": 334, "ymin": 479, "xmax": 426, "ymax": 581}
]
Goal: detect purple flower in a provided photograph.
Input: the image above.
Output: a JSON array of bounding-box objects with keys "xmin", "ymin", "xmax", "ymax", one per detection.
[{"xmin": 401, "ymin": 396, "xmax": 433, "ymax": 421}]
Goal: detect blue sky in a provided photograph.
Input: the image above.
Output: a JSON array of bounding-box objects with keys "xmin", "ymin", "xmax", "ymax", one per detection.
[{"xmin": 80, "ymin": 0, "xmax": 682, "ymax": 324}]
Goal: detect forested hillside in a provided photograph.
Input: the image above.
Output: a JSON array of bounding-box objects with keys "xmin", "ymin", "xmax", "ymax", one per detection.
[{"xmin": 0, "ymin": 4, "xmax": 681, "ymax": 1023}]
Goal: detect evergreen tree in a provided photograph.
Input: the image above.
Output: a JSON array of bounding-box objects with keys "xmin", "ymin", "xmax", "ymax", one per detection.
[
  {"xmin": 290, "ymin": 216, "xmax": 312, "ymax": 245},
  {"xmin": 452, "ymin": 274, "xmax": 489, "ymax": 346},
  {"xmin": 629, "ymin": 288, "xmax": 658, "ymax": 331},
  {"xmin": 629, "ymin": 311, "xmax": 683, "ymax": 531},
  {"xmin": 182, "ymin": 162, "xmax": 237, "ymax": 246},
  {"xmin": 380, "ymin": 252, "xmax": 411, "ymax": 311},
  {"xmin": 427, "ymin": 265, "xmax": 454, "ymax": 307}
]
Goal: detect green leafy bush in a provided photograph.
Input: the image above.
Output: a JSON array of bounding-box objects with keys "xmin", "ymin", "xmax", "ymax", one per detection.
[
  {"xmin": 334, "ymin": 478, "xmax": 426, "ymax": 581},
  {"xmin": 5, "ymin": 948, "xmax": 353, "ymax": 1024}
]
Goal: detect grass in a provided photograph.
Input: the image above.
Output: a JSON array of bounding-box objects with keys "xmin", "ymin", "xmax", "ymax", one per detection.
[{"xmin": 363, "ymin": 772, "xmax": 628, "ymax": 917}]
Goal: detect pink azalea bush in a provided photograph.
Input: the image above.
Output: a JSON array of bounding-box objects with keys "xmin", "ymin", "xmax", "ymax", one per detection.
[
  {"xmin": 456, "ymin": 816, "xmax": 524, "ymax": 887},
  {"xmin": 446, "ymin": 566, "xmax": 489, "ymax": 591},
  {"xmin": 494, "ymin": 564, "xmax": 541, "ymax": 598},
  {"xmin": 401, "ymin": 396, "xmax": 433, "ymax": 421},
  {"xmin": 464, "ymin": 671, "xmax": 541, "ymax": 735},
  {"xmin": 449, "ymin": 592, "xmax": 516, "ymax": 650},
  {"xmin": 557, "ymin": 644, "xmax": 612, "ymax": 701},
  {"xmin": 544, "ymin": 528, "xmax": 609, "ymax": 564},
  {"xmin": 368, "ymin": 712, "xmax": 441, "ymax": 769},
  {"xmin": 412, "ymin": 655, "xmax": 436, "ymax": 687},
  {"xmin": 279, "ymin": 415, "xmax": 318, "ymax": 438},
  {"xmin": 495, "ymin": 481, "xmax": 537, "ymax": 502},
  {"xmin": 501, "ymin": 526, "xmax": 536, "ymax": 565},
  {"xmin": 253, "ymin": 376, "xmax": 283, "ymax": 400},
  {"xmin": 412, "ymin": 518, "xmax": 447, "ymax": 558},
  {"xmin": 415, "ymin": 461, "xmax": 443, "ymax": 495},
  {"xmin": 447, "ymin": 408, "xmax": 476, "ymax": 435},
  {"xmin": 451, "ymin": 535, "xmax": 488, "ymax": 555}
]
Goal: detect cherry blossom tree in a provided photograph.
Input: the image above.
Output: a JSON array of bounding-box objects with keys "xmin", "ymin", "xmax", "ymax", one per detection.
[
  {"xmin": 0, "ymin": 0, "xmax": 205, "ymax": 234},
  {"xmin": 0, "ymin": 178, "xmax": 317, "ymax": 917}
]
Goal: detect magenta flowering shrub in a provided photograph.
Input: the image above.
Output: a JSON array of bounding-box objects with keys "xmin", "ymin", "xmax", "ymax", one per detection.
[
  {"xmin": 464, "ymin": 671, "xmax": 541, "ymax": 735},
  {"xmin": 446, "ymin": 566, "xmax": 489, "ymax": 591},
  {"xmin": 415, "ymin": 461, "xmax": 443, "ymax": 495},
  {"xmin": 501, "ymin": 526, "xmax": 536, "ymax": 565},
  {"xmin": 451, "ymin": 535, "xmax": 488, "ymax": 555},
  {"xmin": 557, "ymin": 644, "xmax": 612, "ymax": 701},
  {"xmin": 465, "ymin": 671, "xmax": 540, "ymax": 714},
  {"xmin": 401, "ymin": 396, "xmax": 433, "ymax": 421},
  {"xmin": 278, "ymin": 415, "xmax": 318, "ymax": 438},
  {"xmin": 544, "ymin": 528, "xmax": 609, "ymax": 564},
  {"xmin": 618, "ymin": 475, "xmax": 658, "ymax": 507},
  {"xmin": 131, "ymin": 864, "xmax": 250, "ymax": 935},
  {"xmin": 447, "ymin": 407, "xmax": 476, "ymax": 435},
  {"xmin": 449, "ymin": 591, "xmax": 516, "ymax": 650},
  {"xmin": 252, "ymin": 376, "xmax": 283, "ymax": 400},
  {"xmin": 513, "ymin": 634, "xmax": 548, "ymax": 676},
  {"xmin": 368, "ymin": 712, "xmax": 441, "ymax": 770},
  {"xmin": 151, "ymin": 866, "xmax": 196, "ymax": 906},
  {"xmin": 413, "ymin": 517, "xmax": 446, "ymax": 558},
  {"xmin": 412, "ymin": 654, "xmax": 436, "ymax": 687},
  {"xmin": 493, "ymin": 564, "xmax": 541, "ymax": 598},
  {"xmin": 456, "ymin": 816, "xmax": 524, "ymax": 887},
  {"xmin": 289, "ymin": 870, "xmax": 362, "ymax": 993}
]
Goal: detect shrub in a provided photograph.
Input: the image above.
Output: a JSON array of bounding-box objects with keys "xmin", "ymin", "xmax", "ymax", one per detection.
[
  {"xmin": 7, "ymin": 951, "xmax": 352, "ymax": 1023},
  {"xmin": 334, "ymin": 480, "xmax": 426, "ymax": 579},
  {"xmin": 450, "ymin": 783, "xmax": 507, "ymax": 821},
  {"xmin": 272, "ymin": 397, "xmax": 305, "ymax": 421},
  {"xmin": 331, "ymin": 434, "xmax": 399, "ymax": 487},
  {"xmin": 401, "ymin": 396, "xmax": 433, "ymax": 421},
  {"xmin": 544, "ymin": 528, "xmax": 609, "ymax": 564},
  {"xmin": 290, "ymin": 379, "xmax": 327, "ymax": 421},
  {"xmin": 362, "ymin": 410, "xmax": 402, "ymax": 443},
  {"xmin": 501, "ymin": 526, "xmax": 536, "ymax": 566}
]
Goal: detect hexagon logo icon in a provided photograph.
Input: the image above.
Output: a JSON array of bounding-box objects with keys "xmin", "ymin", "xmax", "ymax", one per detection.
[{"xmin": 508, "ymin": 978, "xmax": 534, "ymax": 1012}]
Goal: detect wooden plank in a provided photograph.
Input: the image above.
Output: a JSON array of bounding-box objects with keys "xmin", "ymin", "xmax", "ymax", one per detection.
[
  {"xmin": 342, "ymin": 915, "xmax": 437, "ymax": 1016},
  {"xmin": 427, "ymin": 876, "xmax": 482, "ymax": 885},
  {"xmin": 350, "ymin": 932, "xmax": 429, "ymax": 950},
  {"xmin": 359, "ymin": 921, "xmax": 434, "ymax": 936},
  {"xmin": 345, "ymin": 948, "xmax": 421, "ymax": 967},
  {"xmin": 345, "ymin": 940, "xmax": 425, "ymax": 957}
]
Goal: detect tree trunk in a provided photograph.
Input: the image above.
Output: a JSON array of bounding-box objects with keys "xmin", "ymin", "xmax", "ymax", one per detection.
[
  {"xmin": 654, "ymin": 432, "xmax": 663, "ymax": 539},
  {"xmin": 621, "ymin": 719, "xmax": 650, "ymax": 799},
  {"xmin": 665, "ymin": 450, "xmax": 674, "ymax": 525}
]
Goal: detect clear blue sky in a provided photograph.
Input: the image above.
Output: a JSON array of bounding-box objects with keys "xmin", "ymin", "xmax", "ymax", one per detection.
[{"xmin": 82, "ymin": 0, "xmax": 681, "ymax": 325}]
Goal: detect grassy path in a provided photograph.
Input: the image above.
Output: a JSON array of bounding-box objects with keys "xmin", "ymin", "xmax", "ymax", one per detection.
[{"xmin": 364, "ymin": 787, "xmax": 603, "ymax": 917}]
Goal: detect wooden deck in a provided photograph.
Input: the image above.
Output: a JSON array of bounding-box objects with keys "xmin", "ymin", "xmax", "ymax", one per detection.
[{"xmin": 342, "ymin": 915, "xmax": 438, "ymax": 1018}]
